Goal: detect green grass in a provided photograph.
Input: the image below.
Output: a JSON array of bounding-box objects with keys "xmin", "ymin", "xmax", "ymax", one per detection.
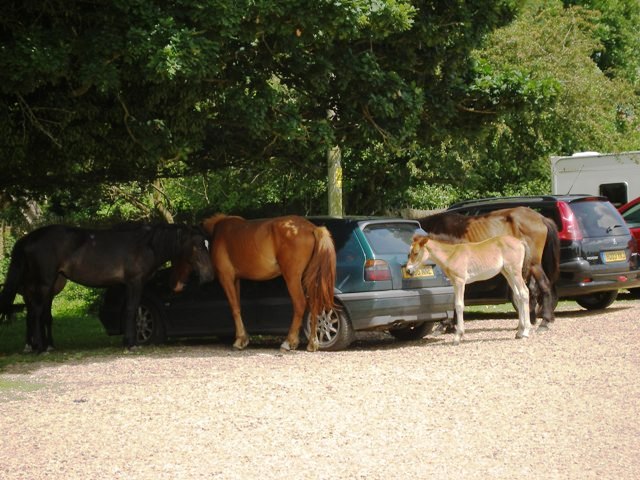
[{"xmin": 0, "ymin": 284, "xmax": 123, "ymax": 372}]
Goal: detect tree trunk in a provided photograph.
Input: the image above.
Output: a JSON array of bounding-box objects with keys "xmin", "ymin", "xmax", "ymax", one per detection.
[
  {"xmin": 327, "ymin": 145, "xmax": 343, "ymax": 217},
  {"xmin": 151, "ymin": 179, "xmax": 175, "ymax": 224}
]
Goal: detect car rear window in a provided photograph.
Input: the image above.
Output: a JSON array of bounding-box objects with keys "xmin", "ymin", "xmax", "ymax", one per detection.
[
  {"xmin": 362, "ymin": 223, "xmax": 419, "ymax": 254},
  {"xmin": 570, "ymin": 200, "xmax": 627, "ymax": 237}
]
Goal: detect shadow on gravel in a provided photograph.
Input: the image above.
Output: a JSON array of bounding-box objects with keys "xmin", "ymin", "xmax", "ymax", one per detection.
[{"xmin": 553, "ymin": 305, "xmax": 634, "ymax": 318}]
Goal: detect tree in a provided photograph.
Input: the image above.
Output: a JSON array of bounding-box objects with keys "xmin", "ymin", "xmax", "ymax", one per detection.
[
  {"xmin": 1, "ymin": 1, "xmax": 524, "ymax": 218},
  {"xmin": 564, "ymin": 0, "xmax": 640, "ymax": 85},
  {"xmin": 405, "ymin": 0, "xmax": 640, "ymax": 204}
]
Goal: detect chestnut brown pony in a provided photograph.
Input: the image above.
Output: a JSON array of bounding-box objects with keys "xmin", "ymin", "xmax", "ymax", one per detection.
[
  {"xmin": 406, "ymin": 234, "xmax": 531, "ymax": 345},
  {"xmin": 200, "ymin": 214, "xmax": 336, "ymax": 352},
  {"xmin": 419, "ymin": 207, "xmax": 560, "ymax": 330}
]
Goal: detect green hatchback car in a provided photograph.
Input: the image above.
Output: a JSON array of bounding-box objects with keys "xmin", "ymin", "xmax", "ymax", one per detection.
[{"xmin": 99, "ymin": 217, "xmax": 454, "ymax": 351}]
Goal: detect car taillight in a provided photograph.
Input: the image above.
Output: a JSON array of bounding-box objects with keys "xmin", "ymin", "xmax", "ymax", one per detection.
[
  {"xmin": 557, "ymin": 201, "xmax": 583, "ymax": 241},
  {"xmin": 364, "ymin": 259, "xmax": 391, "ymax": 281},
  {"xmin": 629, "ymin": 237, "xmax": 639, "ymax": 269}
]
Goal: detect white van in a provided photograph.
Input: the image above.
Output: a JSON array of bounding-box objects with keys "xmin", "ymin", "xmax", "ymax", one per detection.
[{"xmin": 550, "ymin": 151, "xmax": 640, "ymax": 206}]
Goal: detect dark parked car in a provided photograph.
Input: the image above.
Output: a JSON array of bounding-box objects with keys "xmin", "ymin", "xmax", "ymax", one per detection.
[
  {"xmin": 618, "ymin": 196, "xmax": 640, "ymax": 245},
  {"xmin": 99, "ymin": 217, "xmax": 454, "ymax": 350},
  {"xmin": 618, "ymin": 196, "xmax": 640, "ymax": 297},
  {"xmin": 444, "ymin": 195, "xmax": 640, "ymax": 310}
]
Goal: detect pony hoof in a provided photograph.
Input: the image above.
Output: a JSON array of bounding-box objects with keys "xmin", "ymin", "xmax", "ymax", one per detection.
[
  {"xmin": 233, "ymin": 338, "xmax": 249, "ymax": 350},
  {"xmin": 306, "ymin": 341, "xmax": 319, "ymax": 353},
  {"xmin": 280, "ymin": 340, "xmax": 300, "ymax": 352},
  {"xmin": 452, "ymin": 337, "xmax": 461, "ymax": 346},
  {"xmin": 537, "ymin": 324, "xmax": 550, "ymax": 333},
  {"xmin": 431, "ymin": 323, "xmax": 446, "ymax": 337},
  {"xmin": 515, "ymin": 332, "xmax": 529, "ymax": 339}
]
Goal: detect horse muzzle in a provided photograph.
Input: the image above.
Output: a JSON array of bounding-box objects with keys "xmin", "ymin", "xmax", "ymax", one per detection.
[{"xmin": 197, "ymin": 263, "xmax": 215, "ymax": 284}]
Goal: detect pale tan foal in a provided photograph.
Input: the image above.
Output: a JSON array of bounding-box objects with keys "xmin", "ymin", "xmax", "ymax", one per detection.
[{"xmin": 406, "ymin": 234, "xmax": 531, "ymax": 345}]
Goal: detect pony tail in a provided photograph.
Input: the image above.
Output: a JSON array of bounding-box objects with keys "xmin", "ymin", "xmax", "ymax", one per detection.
[
  {"xmin": 0, "ymin": 239, "xmax": 26, "ymax": 315},
  {"xmin": 303, "ymin": 227, "xmax": 337, "ymax": 317},
  {"xmin": 542, "ymin": 217, "xmax": 561, "ymax": 283}
]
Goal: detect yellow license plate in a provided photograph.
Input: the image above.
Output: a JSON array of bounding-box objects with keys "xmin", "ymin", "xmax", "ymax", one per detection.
[
  {"xmin": 603, "ymin": 250, "xmax": 626, "ymax": 263},
  {"xmin": 403, "ymin": 265, "xmax": 434, "ymax": 279}
]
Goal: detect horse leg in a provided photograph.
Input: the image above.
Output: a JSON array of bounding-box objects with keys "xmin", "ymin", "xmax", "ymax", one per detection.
[
  {"xmin": 529, "ymin": 265, "xmax": 554, "ymax": 331},
  {"xmin": 219, "ymin": 275, "xmax": 249, "ymax": 350},
  {"xmin": 452, "ymin": 282, "xmax": 466, "ymax": 345},
  {"xmin": 505, "ymin": 270, "xmax": 531, "ymax": 339},
  {"xmin": 23, "ymin": 306, "xmax": 35, "ymax": 354},
  {"xmin": 281, "ymin": 276, "xmax": 309, "ymax": 352},
  {"xmin": 526, "ymin": 275, "xmax": 539, "ymax": 326},
  {"xmin": 123, "ymin": 283, "xmax": 143, "ymax": 350},
  {"xmin": 43, "ymin": 298, "xmax": 55, "ymax": 352},
  {"xmin": 45, "ymin": 275, "xmax": 66, "ymax": 351},
  {"xmin": 28, "ymin": 288, "xmax": 50, "ymax": 354}
]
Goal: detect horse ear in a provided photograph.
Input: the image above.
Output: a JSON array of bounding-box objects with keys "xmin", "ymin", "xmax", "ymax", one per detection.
[{"xmin": 419, "ymin": 235, "xmax": 429, "ymax": 246}]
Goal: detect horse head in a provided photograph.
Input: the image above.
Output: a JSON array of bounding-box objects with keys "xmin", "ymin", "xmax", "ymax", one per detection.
[
  {"xmin": 171, "ymin": 226, "xmax": 214, "ymax": 291},
  {"xmin": 406, "ymin": 234, "xmax": 431, "ymax": 275}
]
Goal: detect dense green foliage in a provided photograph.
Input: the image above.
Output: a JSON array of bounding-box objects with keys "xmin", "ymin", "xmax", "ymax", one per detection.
[{"xmin": 1, "ymin": 0, "xmax": 638, "ymax": 223}]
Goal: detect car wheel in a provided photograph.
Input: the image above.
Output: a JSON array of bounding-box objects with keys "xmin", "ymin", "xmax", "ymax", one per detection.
[
  {"xmin": 388, "ymin": 322, "xmax": 437, "ymax": 341},
  {"xmin": 304, "ymin": 307, "xmax": 354, "ymax": 351},
  {"xmin": 575, "ymin": 290, "xmax": 619, "ymax": 310},
  {"xmin": 135, "ymin": 296, "xmax": 167, "ymax": 345}
]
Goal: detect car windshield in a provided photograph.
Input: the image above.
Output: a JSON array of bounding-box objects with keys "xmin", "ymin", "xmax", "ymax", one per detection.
[
  {"xmin": 362, "ymin": 223, "xmax": 419, "ymax": 254},
  {"xmin": 571, "ymin": 200, "xmax": 627, "ymax": 237}
]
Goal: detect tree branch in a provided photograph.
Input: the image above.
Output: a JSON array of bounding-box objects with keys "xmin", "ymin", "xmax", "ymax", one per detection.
[{"xmin": 16, "ymin": 94, "xmax": 62, "ymax": 148}]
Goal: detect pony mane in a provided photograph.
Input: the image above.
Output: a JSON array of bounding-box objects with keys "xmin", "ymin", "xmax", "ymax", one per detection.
[
  {"xmin": 419, "ymin": 211, "xmax": 470, "ymax": 238},
  {"xmin": 425, "ymin": 232, "xmax": 465, "ymax": 244},
  {"xmin": 147, "ymin": 223, "xmax": 192, "ymax": 259}
]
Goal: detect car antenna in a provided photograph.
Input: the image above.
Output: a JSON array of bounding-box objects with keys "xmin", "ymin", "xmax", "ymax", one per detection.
[{"xmin": 566, "ymin": 165, "xmax": 584, "ymax": 195}]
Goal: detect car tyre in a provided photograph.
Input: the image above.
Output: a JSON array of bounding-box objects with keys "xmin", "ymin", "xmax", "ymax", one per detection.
[
  {"xmin": 304, "ymin": 307, "xmax": 354, "ymax": 351},
  {"xmin": 388, "ymin": 321, "xmax": 437, "ymax": 341},
  {"xmin": 575, "ymin": 290, "xmax": 618, "ymax": 310},
  {"xmin": 135, "ymin": 295, "xmax": 167, "ymax": 345}
]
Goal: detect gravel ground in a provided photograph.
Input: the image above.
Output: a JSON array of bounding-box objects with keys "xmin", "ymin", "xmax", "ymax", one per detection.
[{"xmin": 1, "ymin": 300, "xmax": 639, "ymax": 480}]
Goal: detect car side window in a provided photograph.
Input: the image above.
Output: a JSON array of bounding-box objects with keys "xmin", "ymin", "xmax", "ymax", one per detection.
[
  {"xmin": 622, "ymin": 203, "xmax": 640, "ymax": 227},
  {"xmin": 337, "ymin": 234, "xmax": 365, "ymax": 265}
]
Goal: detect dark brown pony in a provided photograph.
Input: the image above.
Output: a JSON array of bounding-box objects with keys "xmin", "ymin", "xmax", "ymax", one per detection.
[
  {"xmin": 419, "ymin": 207, "xmax": 560, "ymax": 329},
  {"xmin": 0, "ymin": 224, "xmax": 214, "ymax": 353},
  {"xmin": 200, "ymin": 214, "xmax": 336, "ymax": 352}
]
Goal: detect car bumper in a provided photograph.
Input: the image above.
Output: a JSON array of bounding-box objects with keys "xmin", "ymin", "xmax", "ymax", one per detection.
[
  {"xmin": 337, "ymin": 286, "xmax": 454, "ymax": 331},
  {"xmin": 557, "ymin": 259, "xmax": 640, "ymax": 297}
]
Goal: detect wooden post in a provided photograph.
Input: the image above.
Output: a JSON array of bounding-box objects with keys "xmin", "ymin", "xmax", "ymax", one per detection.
[{"xmin": 328, "ymin": 145, "xmax": 343, "ymax": 217}]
